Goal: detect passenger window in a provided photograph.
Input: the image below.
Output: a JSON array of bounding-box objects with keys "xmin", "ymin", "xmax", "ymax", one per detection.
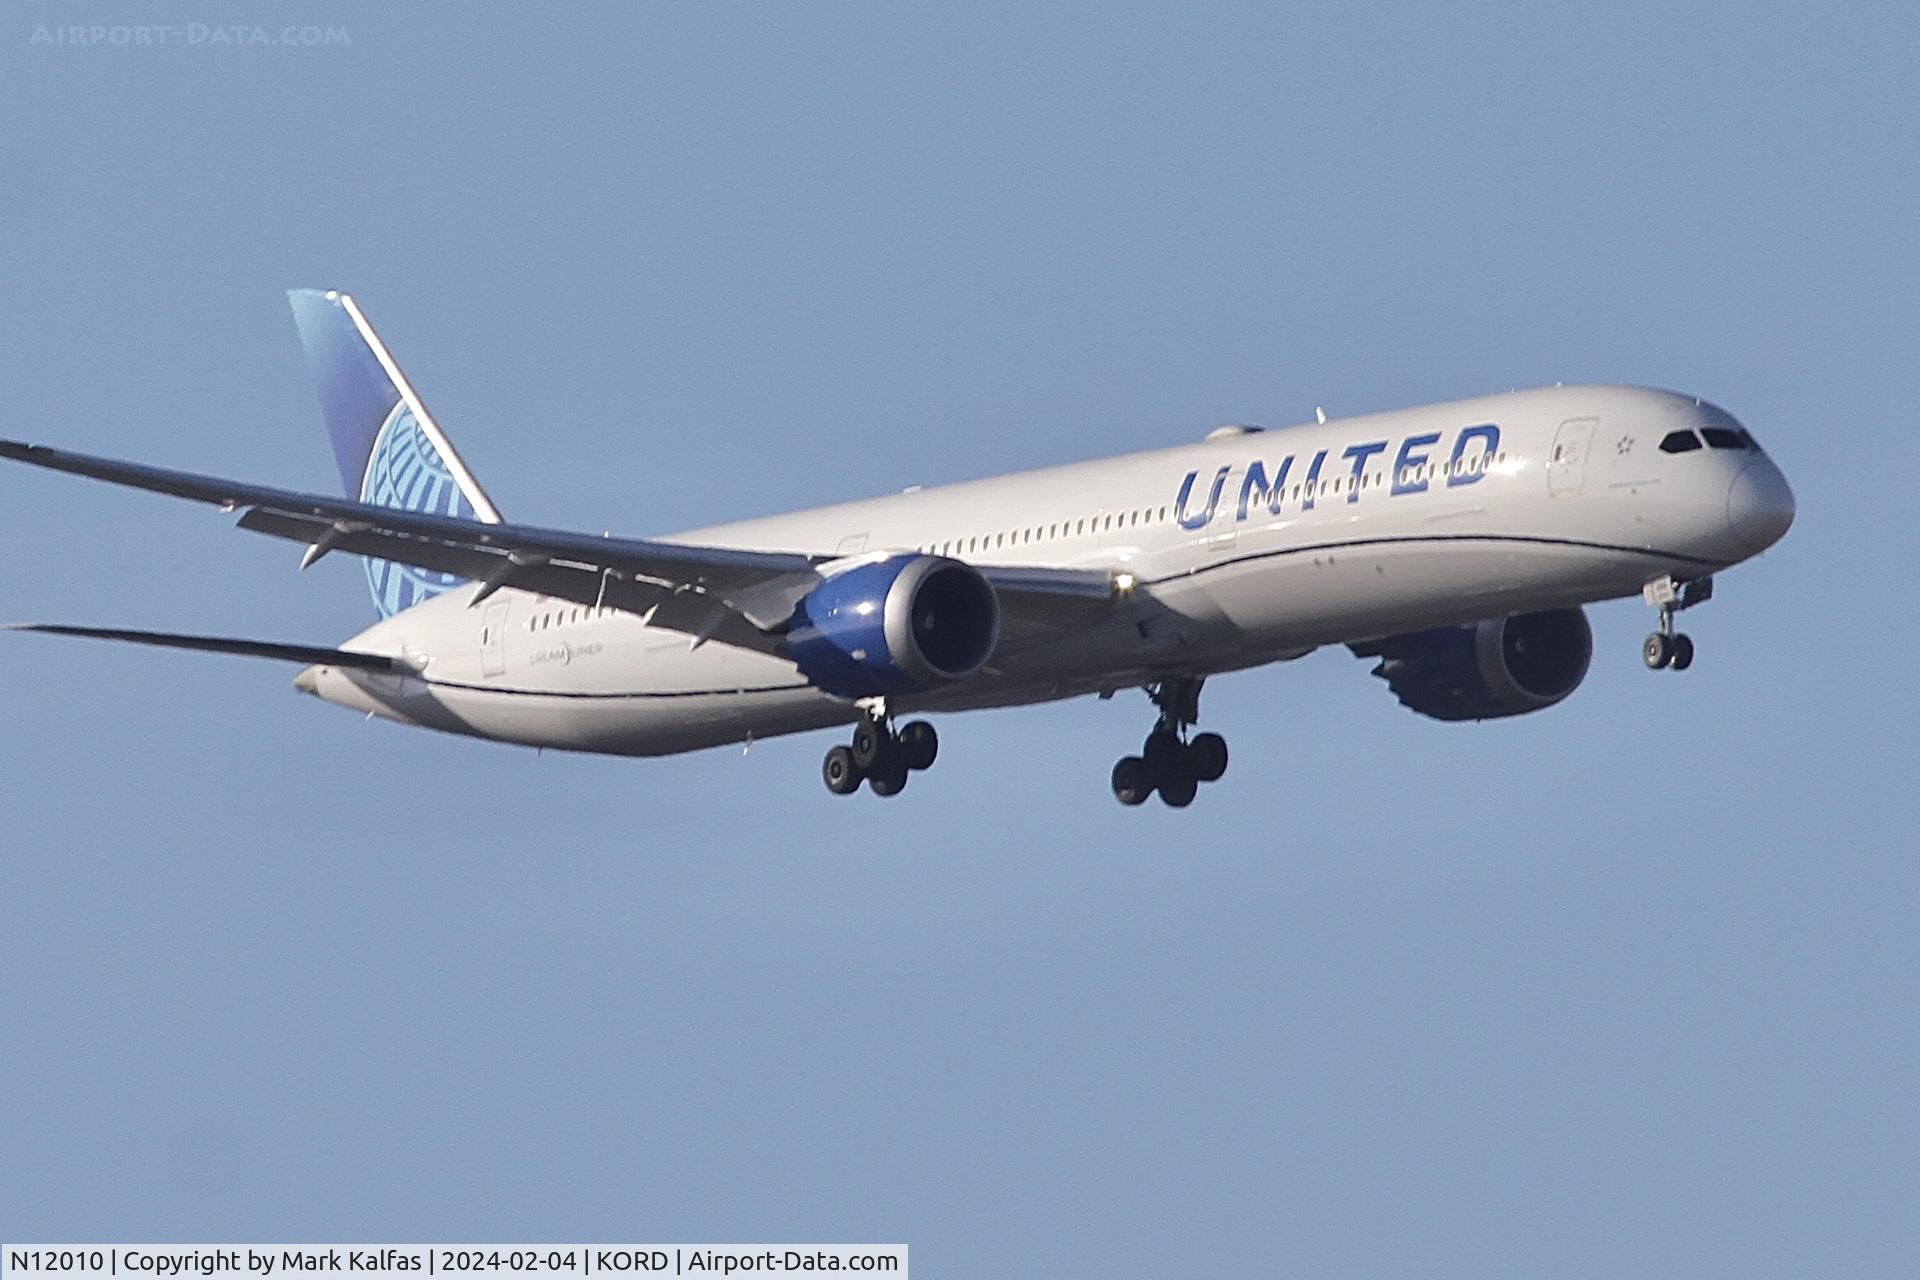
[
  {"xmin": 1701, "ymin": 426, "xmax": 1748, "ymax": 449},
  {"xmin": 1659, "ymin": 430, "xmax": 1703, "ymax": 453}
]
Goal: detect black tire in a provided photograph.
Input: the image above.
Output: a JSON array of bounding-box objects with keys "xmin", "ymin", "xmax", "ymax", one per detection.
[
  {"xmin": 1111, "ymin": 756, "xmax": 1153, "ymax": 806},
  {"xmin": 850, "ymin": 718, "xmax": 891, "ymax": 772},
  {"xmin": 1142, "ymin": 728, "xmax": 1181, "ymax": 775},
  {"xmin": 1158, "ymin": 772, "xmax": 1198, "ymax": 808},
  {"xmin": 898, "ymin": 720, "xmax": 938, "ymax": 771},
  {"xmin": 1669, "ymin": 633, "xmax": 1695, "ymax": 671},
  {"xmin": 1189, "ymin": 732, "xmax": 1228, "ymax": 783},
  {"xmin": 1642, "ymin": 632, "xmax": 1673, "ymax": 670},
  {"xmin": 822, "ymin": 745, "xmax": 862, "ymax": 795},
  {"xmin": 868, "ymin": 757, "xmax": 910, "ymax": 797}
]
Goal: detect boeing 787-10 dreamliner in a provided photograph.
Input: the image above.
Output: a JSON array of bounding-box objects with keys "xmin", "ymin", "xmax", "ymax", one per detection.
[{"xmin": 0, "ymin": 290, "xmax": 1794, "ymax": 806}]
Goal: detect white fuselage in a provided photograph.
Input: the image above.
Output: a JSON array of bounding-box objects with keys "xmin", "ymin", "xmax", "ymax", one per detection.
[{"xmin": 296, "ymin": 385, "xmax": 1793, "ymax": 754}]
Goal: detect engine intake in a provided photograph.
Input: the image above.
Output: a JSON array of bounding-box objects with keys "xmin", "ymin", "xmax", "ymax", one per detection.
[
  {"xmin": 1353, "ymin": 607, "xmax": 1593, "ymax": 722},
  {"xmin": 787, "ymin": 555, "xmax": 1000, "ymax": 698}
]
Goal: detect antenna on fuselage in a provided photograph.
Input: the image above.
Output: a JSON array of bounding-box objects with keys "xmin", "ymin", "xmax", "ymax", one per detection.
[{"xmin": 1315, "ymin": 406, "xmax": 1327, "ymax": 424}]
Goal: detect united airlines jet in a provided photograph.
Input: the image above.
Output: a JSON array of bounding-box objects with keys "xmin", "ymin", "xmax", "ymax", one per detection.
[{"xmin": 0, "ymin": 290, "xmax": 1794, "ymax": 806}]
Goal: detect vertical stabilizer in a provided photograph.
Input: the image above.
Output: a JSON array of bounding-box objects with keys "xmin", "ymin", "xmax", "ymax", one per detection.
[{"xmin": 287, "ymin": 288, "xmax": 503, "ymax": 617}]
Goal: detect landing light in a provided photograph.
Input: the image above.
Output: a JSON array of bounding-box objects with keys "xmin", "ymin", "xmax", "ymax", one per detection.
[{"xmin": 1113, "ymin": 571, "xmax": 1137, "ymax": 595}]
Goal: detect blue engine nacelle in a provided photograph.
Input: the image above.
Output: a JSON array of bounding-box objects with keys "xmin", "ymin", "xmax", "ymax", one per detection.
[
  {"xmin": 1351, "ymin": 607, "xmax": 1593, "ymax": 722},
  {"xmin": 786, "ymin": 555, "xmax": 1000, "ymax": 699}
]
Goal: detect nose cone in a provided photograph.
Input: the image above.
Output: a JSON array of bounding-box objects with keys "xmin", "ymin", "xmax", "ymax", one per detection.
[
  {"xmin": 293, "ymin": 664, "xmax": 320, "ymax": 695},
  {"xmin": 1727, "ymin": 460, "xmax": 1796, "ymax": 555}
]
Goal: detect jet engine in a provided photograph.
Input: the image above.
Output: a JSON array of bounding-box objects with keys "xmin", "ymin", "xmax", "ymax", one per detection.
[
  {"xmin": 1352, "ymin": 607, "xmax": 1593, "ymax": 722},
  {"xmin": 787, "ymin": 555, "xmax": 1000, "ymax": 698}
]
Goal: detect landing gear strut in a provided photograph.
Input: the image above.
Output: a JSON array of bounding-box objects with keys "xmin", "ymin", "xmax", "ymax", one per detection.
[
  {"xmin": 1111, "ymin": 676, "xmax": 1228, "ymax": 809},
  {"xmin": 1643, "ymin": 575, "xmax": 1711, "ymax": 671},
  {"xmin": 821, "ymin": 705, "xmax": 938, "ymax": 798}
]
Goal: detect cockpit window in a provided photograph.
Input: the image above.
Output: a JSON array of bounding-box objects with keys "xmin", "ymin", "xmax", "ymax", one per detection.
[
  {"xmin": 1659, "ymin": 430, "xmax": 1703, "ymax": 453},
  {"xmin": 1701, "ymin": 426, "xmax": 1749, "ymax": 450},
  {"xmin": 1738, "ymin": 428, "xmax": 1761, "ymax": 450}
]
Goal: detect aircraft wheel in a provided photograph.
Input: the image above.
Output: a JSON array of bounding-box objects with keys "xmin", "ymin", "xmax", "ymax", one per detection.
[
  {"xmin": 1642, "ymin": 632, "xmax": 1673, "ymax": 670},
  {"xmin": 1142, "ymin": 727, "xmax": 1182, "ymax": 775},
  {"xmin": 868, "ymin": 757, "xmax": 910, "ymax": 797},
  {"xmin": 1158, "ymin": 772, "xmax": 1199, "ymax": 808},
  {"xmin": 1111, "ymin": 756, "xmax": 1153, "ymax": 806},
  {"xmin": 851, "ymin": 718, "xmax": 891, "ymax": 772},
  {"xmin": 898, "ymin": 720, "xmax": 938, "ymax": 771},
  {"xmin": 1669, "ymin": 633, "xmax": 1695, "ymax": 671},
  {"xmin": 822, "ymin": 745, "xmax": 863, "ymax": 796},
  {"xmin": 1189, "ymin": 732, "xmax": 1228, "ymax": 783}
]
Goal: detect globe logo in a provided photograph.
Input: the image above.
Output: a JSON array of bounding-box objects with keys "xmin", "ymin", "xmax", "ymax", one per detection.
[{"xmin": 359, "ymin": 402, "xmax": 475, "ymax": 617}]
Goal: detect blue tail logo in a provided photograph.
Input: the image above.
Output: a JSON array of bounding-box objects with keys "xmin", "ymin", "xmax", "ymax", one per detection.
[
  {"xmin": 360, "ymin": 401, "xmax": 476, "ymax": 616},
  {"xmin": 288, "ymin": 288, "xmax": 503, "ymax": 619}
]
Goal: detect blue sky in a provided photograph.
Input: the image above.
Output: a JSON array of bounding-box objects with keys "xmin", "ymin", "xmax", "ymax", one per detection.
[{"xmin": 2, "ymin": 4, "xmax": 1915, "ymax": 1274}]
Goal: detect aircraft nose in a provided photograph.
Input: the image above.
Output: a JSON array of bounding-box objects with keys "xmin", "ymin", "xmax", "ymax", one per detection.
[
  {"xmin": 1726, "ymin": 459, "xmax": 1796, "ymax": 555},
  {"xmin": 293, "ymin": 664, "xmax": 320, "ymax": 695}
]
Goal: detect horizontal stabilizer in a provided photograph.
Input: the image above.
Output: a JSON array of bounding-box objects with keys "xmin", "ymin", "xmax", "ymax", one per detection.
[{"xmin": 0, "ymin": 623, "xmax": 406, "ymax": 672}]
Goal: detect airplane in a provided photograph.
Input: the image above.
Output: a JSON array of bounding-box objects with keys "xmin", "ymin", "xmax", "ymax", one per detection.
[{"xmin": 0, "ymin": 289, "xmax": 1795, "ymax": 806}]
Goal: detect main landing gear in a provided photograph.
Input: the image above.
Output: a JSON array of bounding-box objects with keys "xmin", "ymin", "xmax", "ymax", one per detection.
[
  {"xmin": 1110, "ymin": 677, "xmax": 1228, "ymax": 809},
  {"xmin": 1642, "ymin": 574, "xmax": 1712, "ymax": 671},
  {"xmin": 822, "ymin": 706, "xmax": 938, "ymax": 798}
]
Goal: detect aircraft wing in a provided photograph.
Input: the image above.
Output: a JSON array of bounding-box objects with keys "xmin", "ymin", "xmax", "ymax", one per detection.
[{"xmin": 0, "ymin": 439, "xmax": 1120, "ymax": 655}]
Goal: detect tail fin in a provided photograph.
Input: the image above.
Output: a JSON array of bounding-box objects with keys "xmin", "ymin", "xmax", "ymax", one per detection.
[{"xmin": 287, "ymin": 288, "xmax": 503, "ymax": 617}]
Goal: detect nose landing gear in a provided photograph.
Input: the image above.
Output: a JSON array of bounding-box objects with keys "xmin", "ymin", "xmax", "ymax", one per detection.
[
  {"xmin": 821, "ymin": 705, "xmax": 939, "ymax": 797},
  {"xmin": 1642, "ymin": 575, "xmax": 1711, "ymax": 671},
  {"xmin": 1111, "ymin": 677, "xmax": 1228, "ymax": 808}
]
